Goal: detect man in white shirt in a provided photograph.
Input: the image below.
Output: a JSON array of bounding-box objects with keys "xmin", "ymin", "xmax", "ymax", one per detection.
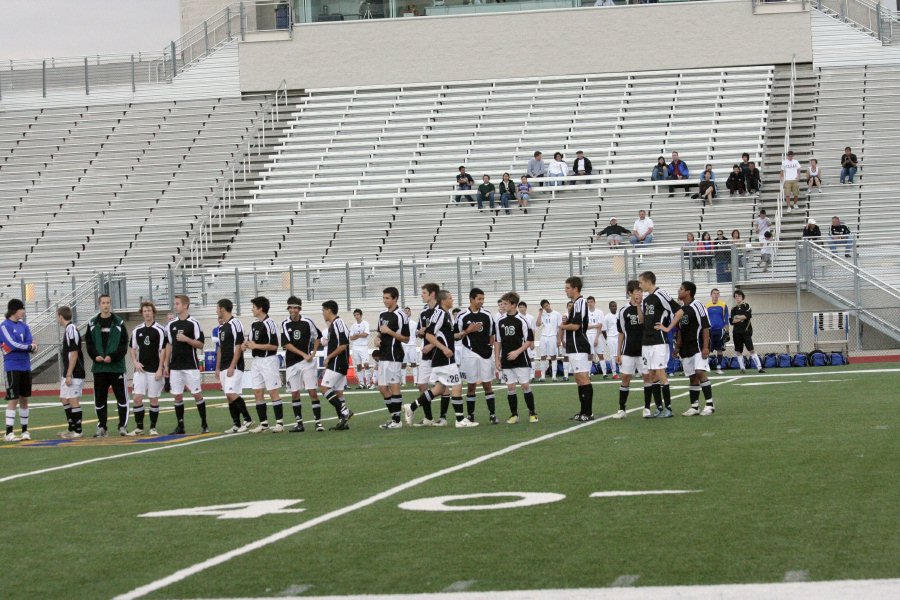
[
  {"xmin": 348, "ymin": 309, "xmax": 371, "ymax": 389},
  {"xmin": 630, "ymin": 209, "xmax": 654, "ymax": 246},
  {"xmin": 602, "ymin": 300, "xmax": 620, "ymax": 379},
  {"xmin": 400, "ymin": 306, "xmax": 418, "ymax": 385},
  {"xmin": 754, "ymin": 209, "xmax": 771, "ymax": 243},
  {"xmin": 586, "ymin": 296, "xmax": 608, "ymax": 378},
  {"xmin": 536, "ymin": 299, "xmax": 563, "ymax": 381},
  {"xmin": 780, "ymin": 150, "xmax": 801, "ymax": 212}
]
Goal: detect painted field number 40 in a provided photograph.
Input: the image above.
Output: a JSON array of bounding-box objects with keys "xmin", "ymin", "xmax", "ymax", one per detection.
[{"xmin": 139, "ymin": 500, "xmax": 306, "ymax": 520}]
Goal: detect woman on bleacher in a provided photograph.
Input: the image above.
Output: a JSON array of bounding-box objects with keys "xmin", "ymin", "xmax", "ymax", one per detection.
[
  {"xmin": 697, "ymin": 231, "xmax": 715, "ymax": 270},
  {"xmin": 726, "ymin": 164, "xmax": 747, "ymax": 196},
  {"xmin": 807, "ymin": 158, "xmax": 823, "ymax": 194},
  {"xmin": 651, "ymin": 156, "xmax": 668, "ymax": 181},
  {"xmin": 547, "ymin": 152, "xmax": 569, "ymax": 187}
]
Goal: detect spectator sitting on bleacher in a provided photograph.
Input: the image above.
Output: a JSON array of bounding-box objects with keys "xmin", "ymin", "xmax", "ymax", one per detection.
[
  {"xmin": 596, "ymin": 216, "xmax": 630, "ymax": 247},
  {"xmin": 745, "ymin": 161, "xmax": 762, "ymax": 194},
  {"xmin": 630, "ymin": 210, "xmax": 654, "ymax": 246},
  {"xmin": 651, "ymin": 156, "xmax": 668, "ymax": 181},
  {"xmin": 726, "ymin": 164, "xmax": 747, "ymax": 196},
  {"xmin": 683, "ymin": 232, "xmax": 697, "ymax": 266},
  {"xmin": 477, "ymin": 175, "xmax": 496, "ymax": 212},
  {"xmin": 667, "ymin": 151, "xmax": 690, "ymax": 197},
  {"xmin": 527, "ymin": 151, "xmax": 547, "ymax": 184},
  {"xmin": 498, "ymin": 172, "xmax": 516, "ymax": 215},
  {"xmin": 829, "ymin": 215, "xmax": 853, "ymax": 258},
  {"xmin": 456, "ymin": 166, "xmax": 474, "ymax": 204},
  {"xmin": 573, "ymin": 151, "xmax": 593, "ymax": 184},
  {"xmin": 807, "ymin": 158, "xmax": 823, "ymax": 194},
  {"xmin": 697, "ymin": 231, "xmax": 714, "ymax": 269},
  {"xmin": 698, "ymin": 171, "xmax": 716, "ymax": 206},
  {"xmin": 516, "ymin": 176, "xmax": 532, "ymax": 214},
  {"xmin": 840, "ymin": 146, "xmax": 858, "ymax": 184},
  {"xmin": 547, "ymin": 152, "xmax": 568, "ymax": 187},
  {"xmin": 740, "ymin": 152, "xmax": 751, "ymax": 180},
  {"xmin": 754, "ymin": 209, "xmax": 771, "ymax": 243},
  {"xmin": 802, "ymin": 218, "xmax": 822, "ymax": 239}
]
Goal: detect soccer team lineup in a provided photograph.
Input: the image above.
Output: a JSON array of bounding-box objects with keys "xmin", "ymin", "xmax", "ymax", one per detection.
[{"xmin": 2, "ymin": 271, "xmax": 764, "ymax": 442}]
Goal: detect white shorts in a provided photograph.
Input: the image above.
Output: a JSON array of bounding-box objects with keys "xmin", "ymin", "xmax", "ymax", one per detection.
[
  {"xmin": 461, "ymin": 352, "xmax": 494, "ymax": 384},
  {"xmin": 170, "ymin": 369, "xmax": 202, "ymax": 395},
  {"xmin": 402, "ymin": 345, "xmax": 418, "ymax": 365},
  {"xmin": 538, "ymin": 337, "xmax": 559, "ymax": 357},
  {"xmin": 501, "ymin": 368, "xmax": 532, "ymax": 385},
  {"xmin": 620, "ymin": 355, "xmax": 647, "ymax": 376},
  {"xmin": 218, "ymin": 369, "xmax": 244, "ymax": 395},
  {"xmin": 606, "ymin": 335, "xmax": 620, "ymax": 359},
  {"xmin": 642, "ymin": 344, "xmax": 669, "ymax": 371},
  {"xmin": 416, "ymin": 359, "xmax": 433, "ymax": 385},
  {"xmin": 251, "ymin": 355, "xmax": 282, "ymax": 391},
  {"xmin": 567, "ymin": 352, "xmax": 591, "ymax": 374},
  {"xmin": 681, "ymin": 353, "xmax": 709, "ymax": 376},
  {"xmin": 430, "ymin": 363, "xmax": 462, "ymax": 387},
  {"xmin": 351, "ymin": 347, "xmax": 369, "ymax": 368},
  {"xmin": 588, "ymin": 333, "xmax": 605, "ymax": 356},
  {"xmin": 321, "ymin": 369, "xmax": 347, "ymax": 392},
  {"xmin": 377, "ymin": 360, "xmax": 404, "ymax": 386},
  {"xmin": 133, "ymin": 371, "xmax": 165, "ymax": 398},
  {"xmin": 60, "ymin": 377, "xmax": 84, "ymax": 399},
  {"xmin": 286, "ymin": 360, "xmax": 318, "ymax": 392}
]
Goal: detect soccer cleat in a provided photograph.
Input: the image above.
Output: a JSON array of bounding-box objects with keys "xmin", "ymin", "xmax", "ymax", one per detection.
[
  {"xmin": 126, "ymin": 428, "xmax": 144, "ymax": 437},
  {"xmin": 612, "ymin": 374, "xmax": 620, "ymax": 380},
  {"xmin": 701, "ymin": 405, "xmax": 716, "ymax": 416},
  {"xmin": 603, "ymin": 374, "xmax": 609, "ymax": 380},
  {"xmin": 403, "ymin": 403, "xmax": 414, "ymax": 426},
  {"xmin": 270, "ymin": 423, "xmax": 284, "ymax": 433},
  {"xmin": 224, "ymin": 425, "xmax": 240, "ymax": 434},
  {"xmin": 94, "ymin": 427, "xmax": 108, "ymax": 438},
  {"xmin": 682, "ymin": 407, "xmax": 701, "ymax": 417},
  {"xmin": 237, "ymin": 421, "xmax": 254, "ymax": 433},
  {"xmin": 489, "ymin": 415, "xmax": 499, "ymax": 425},
  {"xmin": 148, "ymin": 428, "xmax": 158, "ymax": 436},
  {"xmin": 529, "ymin": 414, "xmax": 540, "ymax": 423},
  {"xmin": 315, "ymin": 421, "xmax": 325, "ymax": 432},
  {"xmin": 758, "ymin": 368, "xmax": 767, "ymax": 374},
  {"xmin": 612, "ymin": 409, "xmax": 627, "ymax": 419},
  {"xmin": 507, "ymin": 415, "xmax": 519, "ymax": 424},
  {"xmin": 4, "ymin": 432, "xmax": 21, "ymax": 442},
  {"xmin": 659, "ymin": 408, "xmax": 673, "ymax": 418},
  {"xmin": 170, "ymin": 425, "xmax": 186, "ymax": 435},
  {"xmin": 577, "ymin": 414, "xmax": 594, "ymax": 422},
  {"xmin": 739, "ymin": 369, "xmax": 746, "ymax": 374},
  {"xmin": 201, "ymin": 426, "xmax": 210, "ymax": 434},
  {"xmin": 380, "ymin": 420, "xmax": 402, "ymax": 429},
  {"xmin": 57, "ymin": 430, "xmax": 71, "ymax": 438},
  {"xmin": 249, "ymin": 423, "xmax": 269, "ymax": 433},
  {"xmin": 642, "ymin": 408, "xmax": 654, "ymax": 419},
  {"xmin": 59, "ymin": 431, "xmax": 80, "ymax": 439},
  {"xmin": 433, "ymin": 417, "xmax": 448, "ymax": 427},
  {"xmin": 20, "ymin": 431, "xmax": 31, "ymax": 441},
  {"xmin": 716, "ymin": 368, "xmax": 724, "ymax": 375},
  {"xmin": 455, "ymin": 418, "xmax": 479, "ymax": 428},
  {"xmin": 412, "ymin": 418, "xmax": 435, "ymax": 427},
  {"xmin": 118, "ymin": 426, "xmax": 128, "ymax": 436},
  {"xmin": 562, "ymin": 376, "xmax": 569, "ymax": 382},
  {"xmin": 289, "ymin": 423, "xmax": 305, "ymax": 433}
]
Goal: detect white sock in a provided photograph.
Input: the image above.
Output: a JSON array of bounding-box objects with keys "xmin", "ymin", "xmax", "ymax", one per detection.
[
  {"xmin": 18, "ymin": 408, "xmax": 29, "ymax": 427},
  {"xmin": 5, "ymin": 409, "xmax": 14, "ymax": 428},
  {"xmin": 737, "ymin": 355, "xmax": 746, "ymax": 371},
  {"xmin": 599, "ymin": 360, "xmax": 608, "ymax": 375},
  {"xmin": 751, "ymin": 353, "xmax": 762, "ymax": 371},
  {"xmin": 563, "ymin": 360, "xmax": 571, "ymax": 376}
]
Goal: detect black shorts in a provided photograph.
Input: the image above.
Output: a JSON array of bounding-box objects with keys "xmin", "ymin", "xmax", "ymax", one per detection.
[
  {"xmin": 710, "ymin": 329, "xmax": 725, "ymax": 352},
  {"xmin": 733, "ymin": 331, "xmax": 754, "ymax": 354},
  {"xmin": 5, "ymin": 370, "xmax": 32, "ymax": 399}
]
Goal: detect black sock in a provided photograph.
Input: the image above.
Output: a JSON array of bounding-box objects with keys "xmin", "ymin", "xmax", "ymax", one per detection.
[
  {"xmin": 149, "ymin": 406, "xmax": 159, "ymax": 428},
  {"xmin": 236, "ymin": 397, "xmax": 252, "ymax": 422},
  {"xmin": 117, "ymin": 402, "xmax": 128, "ymax": 429},
  {"xmin": 689, "ymin": 387, "xmax": 700, "ymax": 408},
  {"xmin": 576, "ymin": 385, "xmax": 586, "ymax": 416},
  {"xmin": 701, "ymin": 380, "xmax": 714, "ymax": 406},
  {"xmin": 582, "ymin": 384, "xmax": 593, "ymax": 416},
  {"xmin": 440, "ymin": 395, "xmax": 450, "ymax": 419},
  {"xmin": 466, "ymin": 395, "xmax": 476, "ymax": 420},
  {"xmin": 643, "ymin": 385, "xmax": 653, "ymax": 409},
  {"xmin": 174, "ymin": 401, "xmax": 185, "ymax": 425},
  {"xmin": 292, "ymin": 400, "xmax": 303, "ymax": 422},
  {"xmin": 72, "ymin": 407, "xmax": 83, "ymax": 433},
  {"xmin": 312, "ymin": 401, "xmax": 322, "ymax": 421},
  {"xmin": 96, "ymin": 403, "xmax": 108, "ymax": 429},
  {"xmin": 63, "ymin": 403, "xmax": 73, "ymax": 431},
  {"xmin": 255, "ymin": 402, "xmax": 268, "ymax": 424},
  {"xmin": 392, "ymin": 395, "xmax": 403, "ymax": 423},
  {"xmin": 619, "ymin": 386, "xmax": 629, "ymax": 411},
  {"xmin": 652, "ymin": 383, "xmax": 662, "ymax": 409},
  {"xmin": 508, "ymin": 392, "xmax": 518, "ymax": 416},
  {"xmin": 485, "ymin": 392, "xmax": 496, "ymax": 416},
  {"xmin": 197, "ymin": 399, "xmax": 208, "ymax": 427},
  {"xmin": 451, "ymin": 396, "xmax": 464, "ymax": 422},
  {"xmin": 661, "ymin": 384, "xmax": 671, "ymax": 408},
  {"xmin": 134, "ymin": 407, "xmax": 145, "ymax": 429},
  {"xmin": 577, "ymin": 384, "xmax": 590, "ymax": 416},
  {"xmin": 523, "ymin": 390, "xmax": 536, "ymax": 415},
  {"xmin": 228, "ymin": 402, "xmax": 241, "ymax": 427},
  {"xmin": 326, "ymin": 391, "xmax": 345, "ymax": 417},
  {"xmin": 5, "ymin": 425, "xmax": 11, "ymax": 435},
  {"xmin": 272, "ymin": 400, "xmax": 283, "ymax": 422},
  {"xmin": 414, "ymin": 391, "xmax": 434, "ymax": 420}
]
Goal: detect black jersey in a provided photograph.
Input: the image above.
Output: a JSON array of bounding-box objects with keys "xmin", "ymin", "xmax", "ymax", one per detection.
[
  {"xmin": 426, "ymin": 307, "xmax": 456, "ymax": 368},
  {"xmin": 678, "ymin": 300, "xmax": 710, "ymax": 358},
  {"xmin": 496, "ymin": 313, "xmax": 534, "ymax": 369},
  {"xmin": 730, "ymin": 302, "xmax": 753, "ymax": 335},
  {"xmin": 131, "ymin": 322, "xmax": 167, "ymax": 372},
  {"xmin": 61, "ymin": 322, "xmax": 86, "ymax": 380},
  {"xmin": 378, "ymin": 308, "xmax": 410, "ymax": 362},
  {"xmin": 281, "ymin": 316, "xmax": 321, "ymax": 367},
  {"xmin": 166, "ymin": 316, "xmax": 204, "ymax": 370},
  {"xmin": 250, "ymin": 317, "xmax": 279, "ymax": 358},
  {"xmin": 418, "ymin": 306, "xmax": 436, "ymax": 361},
  {"xmin": 455, "ymin": 308, "xmax": 495, "ymax": 359},
  {"xmin": 218, "ymin": 317, "xmax": 245, "ymax": 371},
  {"xmin": 641, "ymin": 288, "xmax": 681, "ymax": 346},
  {"xmin": 564, "ymin": 296, "xmax": 592, "ymax": 353},
  {"xmin": 325, "ymin": 317, "xmax": 351, "ymax": 374},
  {"xmin": 617, "ymin": 305, "xmax": 643, "ymax": 357}
]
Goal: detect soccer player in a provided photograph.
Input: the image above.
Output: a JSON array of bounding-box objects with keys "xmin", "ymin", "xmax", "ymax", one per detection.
[
  {"xmin": 676, "ymin": 281, "xmax": 716, "ymax": 416},
  {"xmin": 244, "ymin": 296, "xmax": 283, "ymax": 432},
  {"xmin": 536, "ymin": 299, "xmax": 563, "ymax": 382},
  {"xmin": 56, "ymin": 306, "xmax": 85, "ymax": 439},
  {"xmin": 612, "ymin": 281, "xmax": 648, "ymax": 419},
  {"xmin": 414, "ymin": 284, "xmax": 440, "ymax": 419},
  {"xmin": 517, "ymin": 301, "xmax": 538, "ymax": 380},
  {"xmin": 349, "ymin": 309, "xmax": 371, "ymax": 389},
  {"xmin": 603, "ymin": 300, "xmax": 620, "ymax": 380},
  {"xmin": 320, "ymin": 300, "xmax": 354, "ymax": 430},
  {"xmin": 375, "ymin": 287, "xmax": 410, "ymax": 429},
  {"xmin": 281, "ymin": 296, "xmax": 323, "ymax": 433},
  {"xmin": 128, "ymin": 301, "xmax": 167, "ymax": 436},
  {"xmin": 456, "ymin": 287, "xmax": 498, "ymax": 424},
  {"xmin": 400, "ymin": 306, "xmax": 418, "ymax": 385},
  {"xmin": 730, "ymin": 290, "xmax": 765, "ymax": 374},
  {"xmin": 86, "ymin": 294, "xmax": 130, "ymax": 437},
  {"xmin": 586, "ymin": 296, "xmax": 608, "ymax": 379},
  {"xmin": 495, "ymin": 292, "xmax": 537, "ymax": 423},
  {"xmin": 164, "ymin": 295, "xmax": 208, "ymax": 434},
  {"xmin": 561, "ymin": 277, "xmax": 595, "ymax": 420},
  {"xmin": 705, "ymin": 288, "xmax": 730, "ymax": 374},
  {"xmin": 2, "ymin": 299, "xmax": 35, "ymax": 441},
  {"xmin": 638, "ymin": 271, "xmax": 683, "ymax": 418},
  {"xmin": 217, "ymin": 299, "xmax": 254, "ymax": 433},
  {"xmin": 404, "ymin": 290, "xmax": 477, "ymax": 428}
]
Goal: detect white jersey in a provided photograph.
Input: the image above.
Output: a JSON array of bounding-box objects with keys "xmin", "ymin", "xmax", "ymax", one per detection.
[
  {"xmin": 540, "ymin": 310, "xmax": 563, "ymax": 338},
  {"xmin": 588, "ymin": 309, "xmax": 604, "ymax": 336},
  {"xmin": 602, "ymin": 311, "xmax": 619, "ymax": 337},
  {"xmin": 519, "ymin": 312, "xmax": 536, "ymax": 333},
  {"xmin": 493, "ymin": 310, "xmax": 505, "ymax": 326},
  {"xmin": 349, "ymin": 320, "xmax": 370, "ymax": 349}
]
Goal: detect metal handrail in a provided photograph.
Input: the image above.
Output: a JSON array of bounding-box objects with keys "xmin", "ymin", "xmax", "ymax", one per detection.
[{"xmin": 774, "ymin": 55, "xmax": 796, "ymax": 262}]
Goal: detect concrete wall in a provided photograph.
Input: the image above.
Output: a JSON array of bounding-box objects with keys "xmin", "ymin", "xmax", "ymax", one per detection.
[
  {"xmin": 181, "ymin": 0, "xmax": 233, "ymax": 35},
  {"xmin": 239, "ymin": 1, "xmax": 813, "ymax": 92}
]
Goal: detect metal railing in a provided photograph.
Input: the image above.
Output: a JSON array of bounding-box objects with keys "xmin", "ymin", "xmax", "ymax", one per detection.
[
  {"xmin": 773, "ymin": 55, "xmax": 797, "ymax": 263},
  {"xmin": 816, "ymin": 0, "xmax": 897, "ymax": 43}
]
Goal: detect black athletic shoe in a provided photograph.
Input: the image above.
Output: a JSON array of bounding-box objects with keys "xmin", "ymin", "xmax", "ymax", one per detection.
[
  {"xmin": 170, "ymin": 425, "xmax": 186, "ymax": 435},
  {"xmin": 330, "ymin": 410, "xmax": 354, "ymax": 431},
  {"xmin": 569, "ymin": 413, "xmax": 583, "ymax": 421},
  {"xmin": 758, "ymin": 368, "xmax": 767, "ymax": 374},
  {"xmin": 315, "ymin": 422, "xmax": 325, "ymax": 432},
  {"xmin": 289, "ymin": 423, "xmax": 305, "ymax": 433}
]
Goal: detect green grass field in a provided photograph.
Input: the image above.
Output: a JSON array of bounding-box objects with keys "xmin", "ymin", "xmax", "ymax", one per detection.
[{"xmin": 1, "ymin": 365, "xmax": 898, "ymax": 599}]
